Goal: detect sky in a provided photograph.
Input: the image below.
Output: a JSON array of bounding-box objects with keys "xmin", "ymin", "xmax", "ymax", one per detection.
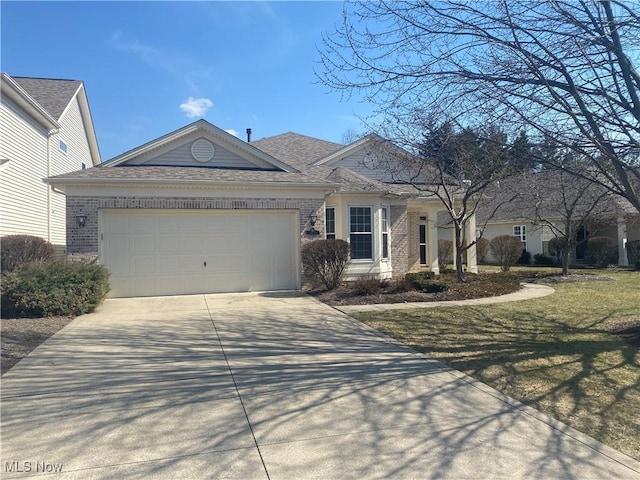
[{"xmin": 1, "ymin": 1, "xmax": 370, "ymax": 161}]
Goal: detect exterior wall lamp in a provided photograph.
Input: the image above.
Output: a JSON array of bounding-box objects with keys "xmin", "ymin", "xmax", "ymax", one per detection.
[
  {"xmin": 305, "ymin": 213, "xmax": 320, "ymax": 236},
  {"xmin": 76, "ymin": 214, "xmax": 87, "ymax": 228}
]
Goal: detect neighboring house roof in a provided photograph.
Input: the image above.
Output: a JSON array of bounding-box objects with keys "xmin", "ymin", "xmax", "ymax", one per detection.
[
  {"xmin": 477, "ymin": 170, "xmax": 636, "ymax": 223},
  {"xmin": 2, "ymin": 73, "xmax": 101, "ymax": 165},
  {"xmin": 11, "ymin": 76, "xmax": 82, "ymax": 121}
]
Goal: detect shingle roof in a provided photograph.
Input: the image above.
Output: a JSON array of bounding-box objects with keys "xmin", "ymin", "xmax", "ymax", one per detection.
[
  {"xmin": 46, "ymin": 165, "xmax": 331, "ymax": 185},
  {"xmin": 12, "ymin": 77, "xmax": 81, "ymax": 120},
  {"xmin": 252, "ymin": 132, "xmax": 342, "ymax": 169},
  {"xmin": 476, "ymin": 170, "xmax": 635, "ymax": 222}
]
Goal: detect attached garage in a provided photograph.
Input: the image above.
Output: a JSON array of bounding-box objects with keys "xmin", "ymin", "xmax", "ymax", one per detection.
[{"xmin": 100, "ymin": 209, "xmax": 300, "ymax": 298}]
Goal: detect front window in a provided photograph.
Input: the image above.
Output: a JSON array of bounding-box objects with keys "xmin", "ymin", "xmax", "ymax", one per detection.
[
  {"xmin": 419, "ymin": 223, "xmax": 427, "ymax": 265},
  {"xmin": 514, "ymin": 225, "xmax": 527, "ymax": 250},
  {"xmin": 325, "ymin": 207, "xmax": 335, "ymax": 240},
  {"xmin": 381, "ymin": 206, "xmax": 389, "ymax": 260},
  {"xmin": 349, "ymin": 206, "xmax": 373, "ymax": 260}
]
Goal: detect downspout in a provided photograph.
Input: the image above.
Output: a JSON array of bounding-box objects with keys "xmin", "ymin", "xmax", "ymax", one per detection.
[{"xmin": 47, "ymin": 131, "xmax": 52, "ymax": 243}]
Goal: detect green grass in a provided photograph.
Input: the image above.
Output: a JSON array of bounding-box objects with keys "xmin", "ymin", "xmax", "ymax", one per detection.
[{"xmin": 352, "ymin": 269, "xmax": 640, "ymax": 460}]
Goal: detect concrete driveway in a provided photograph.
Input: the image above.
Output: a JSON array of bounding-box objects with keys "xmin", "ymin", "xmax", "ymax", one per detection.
[{"xmin": 1, "ymin": 292, "xmax": 639, "ymax": 479}]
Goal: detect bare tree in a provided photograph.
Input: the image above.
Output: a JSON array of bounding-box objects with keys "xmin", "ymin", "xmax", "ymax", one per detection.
[
  {"xmin": 318, "ymin": 1, "xmax": 640, "ymax": 212},
  {"xmin": 365, "ymin": 116, "xmax": 517, "ymax": 282},
  {"xmin": 524, "ymin": 168, "xmax": 618, "ymax": 275}
]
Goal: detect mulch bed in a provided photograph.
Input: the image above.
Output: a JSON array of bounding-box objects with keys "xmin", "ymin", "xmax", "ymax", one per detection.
[{"xmin": 1, "ymin": 316, "xmax": 75, "ymax": 375}]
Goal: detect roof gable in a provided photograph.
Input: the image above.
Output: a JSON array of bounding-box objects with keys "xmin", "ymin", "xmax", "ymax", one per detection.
[
  {"xmin": 11, "ymin": 76, "xmax": 82, "ymax": 121},
  {"xmin": 103, "ymin": 120, "xmax": 298, "ymax": 172}
]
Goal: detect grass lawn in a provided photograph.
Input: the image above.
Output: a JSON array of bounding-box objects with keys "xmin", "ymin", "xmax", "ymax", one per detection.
[{"xmin": 351, "ymin": 268, "xmax": 640, "ymax": 460}]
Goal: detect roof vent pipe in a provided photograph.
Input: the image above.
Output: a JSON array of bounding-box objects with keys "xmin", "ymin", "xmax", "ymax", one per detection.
[{"xmin": 246, "ymin": 128, "xmax": 252, "ymax": 143}]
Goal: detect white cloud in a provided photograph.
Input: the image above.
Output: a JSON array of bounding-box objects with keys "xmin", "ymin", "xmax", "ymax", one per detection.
[
  {"xmin": 180, "ymin": 97, "xmax": 213, "ymax": 118},
  {"xmin": 225, "ymin": 129, "xmax": 239, "ymax": 137}
]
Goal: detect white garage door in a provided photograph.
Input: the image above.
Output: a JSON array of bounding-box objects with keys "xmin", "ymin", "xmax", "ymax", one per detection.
[{"xmin": 100, "ymin": 209, "xmax": 299, "ymax": 297}]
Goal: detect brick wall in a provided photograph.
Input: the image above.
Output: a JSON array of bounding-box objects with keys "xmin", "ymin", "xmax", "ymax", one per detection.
[
  {"xmin": 66, "ymin": 195, "xmax": 325, "ymax": 255},
  {"xmin": 390, "ymin": 205, "xmax": 409, "ymax": 276}
]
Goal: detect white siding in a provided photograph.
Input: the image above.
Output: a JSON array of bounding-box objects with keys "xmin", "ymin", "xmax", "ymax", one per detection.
[
  {"xmin": 0, "ymin": 92, "xmax": 93, "ymax": 251},
  {"xmin": 0, "ymin": 97, "xmax": 51, "ymax": 242},
  {"xmin": 50, "ymin": 97, "xmax": 93, "ymax": 247}
]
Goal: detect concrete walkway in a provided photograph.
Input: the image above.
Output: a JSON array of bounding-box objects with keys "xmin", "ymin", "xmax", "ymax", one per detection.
[
  {"xmin": 1, "ymin": 292, "xmax": 638, "ymax": 479},
  {"xmin": 338, "ymin": 282, "xmax": 555, "ymax": 313}
]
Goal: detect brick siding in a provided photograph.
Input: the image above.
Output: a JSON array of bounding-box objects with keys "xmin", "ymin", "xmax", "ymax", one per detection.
[{"xmin": 66, "ymin": 196, "xmax": 325, "ymax": 255}]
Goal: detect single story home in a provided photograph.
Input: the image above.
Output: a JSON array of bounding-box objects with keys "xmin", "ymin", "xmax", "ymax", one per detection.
[
  {"xmin": 45, "ymin": 120, "xmax": 478, "ymax": 297},
  {"xmin": 475, "ymin": 171, "xmax": 639, "ymax": 266}
]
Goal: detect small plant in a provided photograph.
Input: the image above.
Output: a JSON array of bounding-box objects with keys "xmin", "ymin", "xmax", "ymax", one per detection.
[
  {"xmin": 1, "ymin": 235, "xmax": 56, "ymax": 273},
  {"xmin": 301, "ymin": 239, "xmax": 350, "ymax": 290},
  {"xmin": 534, "ymin": 253, "xmax": 556, "ymax": 266},
  {"xmin": 586, "ymin": 236, "xmax": 617, "ymax": 267},
  {"xmin": 489, "ymin": 235, "xmax": 524, "ymax": 272},
  {"xmin": 475, "ymin": 237, "xmax": 490, "ymax": 262},
  {"xmin": 351, "ymin": 276, "xmax": 382, "ymax": 296},
  {"xmin": 1, "ymin": 260, "xmax": 110, "ymax": 318},
  {"xmin": 516, "ymin": 249, "xmax": 531, "ymax": 265},
  {"xmin": 404, "ymin": 271, "xmax": 446, "ymax": 292},
  {"xmin": 437, "ymin": 239, "xmax": 454, "ymax": 268}
]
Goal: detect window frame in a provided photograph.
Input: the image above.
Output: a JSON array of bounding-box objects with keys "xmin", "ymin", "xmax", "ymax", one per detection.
[
  {"xmin": 513, "ymin": 225, "xmax": 527, "ymax": 250},
  {"xmin": 325, "ymin": 207, "xmax": 336, "ymax": 240},
  {"xmin": 349, "ymin": 206, "xmax": 373, "ymax": 261},
  {"xmin": 381, "ymin": 205, "xmax": 390, "ymax": 260}
]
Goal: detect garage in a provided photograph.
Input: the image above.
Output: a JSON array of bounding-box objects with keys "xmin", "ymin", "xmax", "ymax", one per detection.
[{"xmin": 100, "ymin": 209, "xmax": 299, "ymax": 297}]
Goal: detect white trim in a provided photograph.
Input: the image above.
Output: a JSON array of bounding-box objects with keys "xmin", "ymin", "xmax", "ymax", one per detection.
[{"xmin": 348, "ymin": 204, "xmax": 374, "ymax": 261}]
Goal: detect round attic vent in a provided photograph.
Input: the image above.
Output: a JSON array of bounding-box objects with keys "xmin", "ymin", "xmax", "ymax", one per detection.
[{"xmin": 191, "ymin": 139, "xmax": 215, "ymax": 163}]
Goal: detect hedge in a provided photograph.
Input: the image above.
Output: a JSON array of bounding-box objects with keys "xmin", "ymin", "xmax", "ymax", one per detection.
[{"xmin": 1, "ymin": 261, "xmax": 110, "ymax": 318}]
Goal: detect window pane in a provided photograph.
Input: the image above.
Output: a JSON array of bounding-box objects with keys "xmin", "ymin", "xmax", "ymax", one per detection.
[
  {"xmin": 327, "ymin": 234, "xmax": 336, "ymax": 240},
  {"xmin": 325, "ymin": 207, "xmax": 335, "ymax": 236},
  {"xmin": 382, "ymin": 233, "xmax": 389, "ymax": 259},
  {"xmin": 351, "ymin": 234, "xmax": 373, "ymax": 259},
  {"xmin": 419, "ymin": 224, "xmax": 426, "ymax": 244},
  {"xmin": 350, "ymin": 207, "xmax": 371, "ymax": 233},
  {"xmin": 420, "ymin": 245, "xmax": 427, "ymax": 265}
]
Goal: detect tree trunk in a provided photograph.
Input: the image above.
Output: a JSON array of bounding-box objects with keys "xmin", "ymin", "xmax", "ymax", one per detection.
[
  {"xmin": 562, "ymin": 250, "xmax": 570, "ymax": 276},
  {"xmin": 454, "ymin": 222, "xmax": 466, "ymax": 282}
]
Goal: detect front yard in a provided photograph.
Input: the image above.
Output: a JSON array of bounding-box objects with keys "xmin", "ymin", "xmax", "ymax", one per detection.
[{"xmin": 350, "ymin": 269, "xmax": 640, "ymax": 460}]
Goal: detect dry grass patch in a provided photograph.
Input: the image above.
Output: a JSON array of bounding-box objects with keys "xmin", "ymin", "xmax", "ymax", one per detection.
[{"xmin": 352, "ymin": 270, "xmax": 640, "ymax": 460}]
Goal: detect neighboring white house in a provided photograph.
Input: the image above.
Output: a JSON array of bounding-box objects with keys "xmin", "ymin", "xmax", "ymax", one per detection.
[
  {"xmin": 0, "ymin": 73, "xmax": 101, "ymax": 252},
  {"xmin": 45, "ymin": 120, "xmax": 478, "ymax": 298}
]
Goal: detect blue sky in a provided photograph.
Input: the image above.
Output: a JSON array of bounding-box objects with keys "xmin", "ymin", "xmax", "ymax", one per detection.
[{"xmin": 2, "ymin": 1, "xmax": 369, "ymax": 161}]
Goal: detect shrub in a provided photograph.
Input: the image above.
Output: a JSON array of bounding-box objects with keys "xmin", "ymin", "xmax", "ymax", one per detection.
[
  {"xmin": 517, "ymin": 249, "xmax": 531, "ymax": 265},
  {"xmin": 404, "ymin": 271, "xmax": 447, "ymax": 292},
  {"xmin": 351, "ymin": 276, "xmax": 382, "ymax": 296},
  {"xmin": 534, "ymin": 253, "xmax": 557, "ymax": 266},
  {"xmin": 489, "ymin": 235, "xmax": 524, "ymax": 272},
  {"xmin": 437, "ymin": 239, "xmax": 454, "ymax": 267},
  {"xmin": 1, "ymin": 260, "xmax": 110, "ymax": 318},
  {"xmin": 548, "ymin": 236, "xmax": 569, "ymax": 263},
  {"xmin": 1, "ymin": 235, "xmax": 56, "ymax": 273},
  {"xmin": 586, "ymin": 236, "xmax": 617, "ymax": 267},
  {"xmin": 475, "ymin": 237, "xmax": 490, "ymax": 262},
  {"xmin": 626, "ymin": 240, "xmax": 640, "ymax": 265},
  {"xmin": 301, "ymin": 239, "xmax": 350, "ymax": 290}
]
